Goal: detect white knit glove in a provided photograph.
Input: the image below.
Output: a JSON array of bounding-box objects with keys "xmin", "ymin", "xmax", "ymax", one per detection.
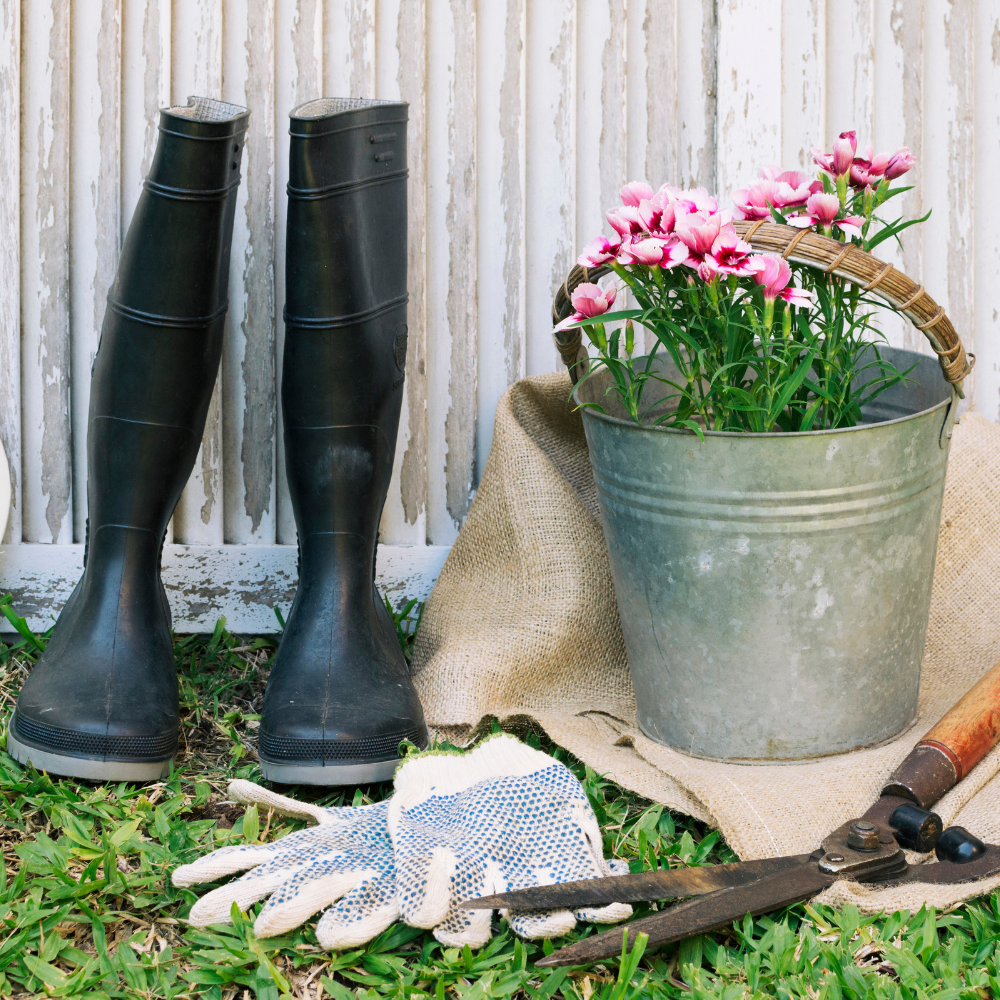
[
  {"xmin": 172, "ymin": 780, "xmax": 396, "ymax": 948},
  {"xmin": 388, "ymin": 734, "xmax": 632, "ymax": 948}
]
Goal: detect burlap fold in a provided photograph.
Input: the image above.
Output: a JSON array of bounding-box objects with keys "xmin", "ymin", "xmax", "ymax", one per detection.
[{"xmin": 411, "ymin": 372, "xmax": 1000, "ymax": 914}]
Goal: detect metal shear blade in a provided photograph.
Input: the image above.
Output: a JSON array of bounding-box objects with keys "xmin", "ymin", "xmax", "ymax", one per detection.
[
  {"xmin": 528, "ymin": 845, "xmax": 1000, "ymax": 967},
  {"xmin": 466, "ymin": 853, "xmax": 815, "ymax": 911}
]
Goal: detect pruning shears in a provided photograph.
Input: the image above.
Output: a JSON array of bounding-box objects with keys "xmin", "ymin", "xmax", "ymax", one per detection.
[{"xmin": 465, "ymin": 659, "xmax": 1000, "ymax": 967}]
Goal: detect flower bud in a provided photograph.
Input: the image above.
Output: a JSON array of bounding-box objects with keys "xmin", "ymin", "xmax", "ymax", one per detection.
[{"xmin": 832, "ymin": 131, "xmax": 857, "ymax": 176}]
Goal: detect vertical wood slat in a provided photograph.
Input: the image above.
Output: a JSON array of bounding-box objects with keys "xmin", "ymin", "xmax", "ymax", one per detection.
[
  {"xmin": 715, "ymin": 0, "xmax": 782, "ymax": 202},
  {"xmin": 627, "ymin": 0, "xmax": 676, "ymax": 187},
  {"xmin": 0, "ymin": 0, "xmax": 19, "ymax": 544},
  {"xmin": 675, "ymin": 0, "xmax": 717, "ymax": 191},
  {"xmin": 425, "ymin": 0, "xmax": 477, "ymax": 544},
  {"xmin": 69, "ymin": 0, "xmax": 120, "ymax": 545},
  {"xmin": 474, "ymin": 0, "xmax": 524, "ymax": 484},
  {"xmin": 222, "ymin": 0, "xmax": 276, "ymax": 544},
  {"xmin": 121, "ymin": 0, "xmax": 171, "ymax": 540},
  {"xmin": 781, "ymin": 0, "xmax": 826, "ymax": 171},
  {"xmin": 825, "ymin": 0, "xmax": 874, "ymax": 141},
  {"xmin": 921, "ymin": 0, "xmax": 975, "ymax": 405},
  {"xmin": 21, "ymin": 0, "xmax": 73, "ymax": 545},
  {"xmin": 871, "ymin": 0, "xmax": 923, "ymax": 353},
  {"xmin": 121, "ymin": 0, "xmax": 171, "ymax": 228},
  {"xmin": 324, "ymin": 0, "xmax": 376, "ymax": 97},
  {"xmin": 973, "ymin": 3, "xmax": 1000, "ymax": 421},
  {"xmin": 627, "ymin": 0, "xmax": 675, "ymax": 354},
  {"xmin": 575, "ymin": 0, "xmax": 626, "ymax": 350},
  {"xmin": 524, "ymin": 0, "xmax": 574, "ymax": 380},
  {"xmin": 576, "ymin": 0, "xmax": 627, "ymax": 249},
  {"xmin": 274, "ymin": 0, "xmax": 323, "ymax": 546},
  {"xmin": 170, "ymin": 0, "xmax": 225, "ymax": 544},
  {"xmin": 376, "ymin": 0, "xmax": 429, "ymax": 545},
  {"xmin": 6, "ymin": 1, "xmax": 1000, "ymax": 570}
]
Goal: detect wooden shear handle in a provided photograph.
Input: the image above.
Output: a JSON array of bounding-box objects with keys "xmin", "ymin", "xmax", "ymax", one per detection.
[{"xmin": 883, "ymin": 658, "xmax": 1000, "ymax": 809}]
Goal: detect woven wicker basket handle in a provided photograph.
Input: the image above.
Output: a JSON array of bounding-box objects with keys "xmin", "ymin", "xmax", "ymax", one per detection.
[{"xmin": 551, "ymin": 221, "xmax": 974, "ymax": 396}]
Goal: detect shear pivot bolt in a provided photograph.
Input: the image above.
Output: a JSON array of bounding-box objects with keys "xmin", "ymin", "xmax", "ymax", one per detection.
[{"xmin": 847, "ymin": 820, "xmax": 880, "ymax": 852}]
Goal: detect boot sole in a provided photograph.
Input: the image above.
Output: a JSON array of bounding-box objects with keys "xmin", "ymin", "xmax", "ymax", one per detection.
[
  {"xmin": 258, "ymin": 756, "xmax": 400, "ymax": 786},
  {"xmin": 6, "ymin": 712, "xmax": 173, "ymax": 782}
]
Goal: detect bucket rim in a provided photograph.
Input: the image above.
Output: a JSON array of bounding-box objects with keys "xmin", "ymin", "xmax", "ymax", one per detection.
[{"xmin": 575, "ymin": 361, "xmax": 955, "ymax": 439}]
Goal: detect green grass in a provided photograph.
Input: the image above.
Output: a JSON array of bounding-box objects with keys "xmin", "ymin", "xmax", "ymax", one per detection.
[{"xmin": 1, "ymin": 600, "xmax": 1000, "ymax": 999}]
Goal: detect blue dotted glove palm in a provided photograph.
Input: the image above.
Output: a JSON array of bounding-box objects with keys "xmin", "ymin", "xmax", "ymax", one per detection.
[
  {"xmin": 172, "ymin": 780, "xmax": 396, "ymax": 948},
  {"xmin": 388, "ymin": 734, "xmax": 632, "ymax": 948}
]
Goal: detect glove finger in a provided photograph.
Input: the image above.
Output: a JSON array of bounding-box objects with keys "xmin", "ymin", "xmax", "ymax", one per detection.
[
  {"xmin": 172, "ymin": 824, "xmax": 341, "ymax": 887},
  {"xmin": 229, "ymin": 780, "xmax": 383, "ymax": 827},
  {"xmin": 315, "ymin": 871, "xmax": 399, "ymax": 950},
  {"xmin": 172, "ymin": 844, "xmax": 281, "ymax": 887},
  {"xmin": 432, "ymin": 905, "xmax": 494, "ymax": 950},
  {"xmin": 574, "ymin": 901, "xmax": 633, "ymax": 924},
  {"xmin": 503, "ymin": 909, "xmax": 578, "ymax": 940},
  {"xmin": 186, "ymin": 865, "xmax": 296, "ymax": 927},
  {"xmin": 254, "ymin": 867, "xmax": 376, "ymax": 938},
  {"xmin": 396, "ymin": 845, "xmax": 457, "ymax": 929},
  {"xmin": 428, "ymin": 861, "xmax": 502, "ymax": 950},
  {"xmin": 576, "ymin": 858, "xmax": 632, "ymax": 924}
]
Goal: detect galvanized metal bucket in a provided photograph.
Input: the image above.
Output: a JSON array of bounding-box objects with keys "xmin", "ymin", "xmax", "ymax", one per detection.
[{"xmin": 577, "ymin": 347, "xmax": 956, "ymax": 761}]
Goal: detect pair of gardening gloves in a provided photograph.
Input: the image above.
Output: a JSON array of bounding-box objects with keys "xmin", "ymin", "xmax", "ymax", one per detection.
[{"xmin": 172, "ymin": 734, "xmax": 633, "ymax": 949}]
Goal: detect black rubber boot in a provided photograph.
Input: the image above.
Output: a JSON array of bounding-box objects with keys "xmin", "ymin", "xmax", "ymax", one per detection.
[
  {"xmin": 258, "ymin": 98, "xmax": 428, "ymax": 785},
  {"xmin": 8, "ymin": 97, "xmax": 250, "ymax": 782}
]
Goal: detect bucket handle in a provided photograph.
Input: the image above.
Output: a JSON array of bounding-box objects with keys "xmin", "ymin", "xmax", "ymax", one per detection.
[
  {"xmin": 552, "ymin": 221, "xmax": 974, "ymax": 397},
  {"xmin": 940, "ymin": 386, "xmax": 959, "ymax": 450}
]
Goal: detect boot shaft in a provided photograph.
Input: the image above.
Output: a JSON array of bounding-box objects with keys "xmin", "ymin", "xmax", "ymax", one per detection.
[
  {"xmin": 261, "ymin": 98, "xmax": 429, "ymax": 782},
  {"xmin": 9, "ymin": 99, "xmax": 254, "ymax": 781},
  {"xmin": 285, "ymin": 98, "xmax": 408, "ymax": 327},
  {"xmin": 283, "ymin": 98, "xmax": 409, "ymax": 542},
  {"xmin": 88, "ymin": 97, "xmax": 249, "ymax": 536}
]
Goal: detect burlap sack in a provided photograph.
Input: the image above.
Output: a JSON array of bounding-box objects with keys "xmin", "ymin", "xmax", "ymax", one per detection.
[{"xmin": 411, "ymin": 372, "xmax": 1000, "ymax": 915}]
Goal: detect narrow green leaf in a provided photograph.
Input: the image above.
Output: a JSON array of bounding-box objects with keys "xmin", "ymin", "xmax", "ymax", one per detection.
[
  {"xmin": 865, "ymin": 208, "xmax": 932, "ymax": 251},
  {"xmin": 109, "ymin": 818, "xmax": 140, "ymax": 847},
  {"xmin": 320, "ymin": 976, "xmax": 358, "ymax": 1000},
  {"xmin": 22, "ymin": 953, "xmax": 68, "ymax": 988},
  {"xmin": 243, "ymin": 804, "xmax": 259, "ymax": 845},
  {"xmin": 0, "ymin": 597, "xmax": 46, "ymax": 650}
]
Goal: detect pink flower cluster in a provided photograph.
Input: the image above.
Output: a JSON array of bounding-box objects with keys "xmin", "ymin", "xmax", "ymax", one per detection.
[
  {"xmin": 812, "ymin": 131, "xmax": 915, "ymax": 189},
  {"xmin": 733, "ymin": 162, "xmax": 865, "ymax": 237},
  {"xmin": 563, "ymin": 128, "xmax": 918, "ymax": 338},
  {"xmin": 732, "ymin": 167, "xmax": 822, "ymax": 222},
  {"xmin": 753, "ymin": 256, "xmax": 812, "ymax": 307},
  {"xmin": 579, "ymin": 182, "xmax": 762, "ymax": 283},
  {"xmin": 561, "ymin": 181, "xmax": 813, "ymax": 330},
  {"xmin": 787, "ymin": 193, "xmax": 864, "ymax": 239}
]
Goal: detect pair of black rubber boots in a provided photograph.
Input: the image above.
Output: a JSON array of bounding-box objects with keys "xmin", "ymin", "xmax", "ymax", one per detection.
[{"xmin": 7, "ymin": 97, "xmax": 428, "ymax": 785}]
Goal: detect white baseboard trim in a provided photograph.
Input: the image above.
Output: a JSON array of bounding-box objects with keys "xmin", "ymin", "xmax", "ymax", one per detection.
[{"xmin": 0, "ymin": 543, "xmax": 451, "ymax": 635}]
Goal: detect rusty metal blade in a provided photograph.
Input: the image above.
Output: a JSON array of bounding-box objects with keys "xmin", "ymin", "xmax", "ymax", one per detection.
[
  {"xmin": 533, "ymin": 864, "xmax": 836, "ymax": 968},
  {"xmin": 465, "ymin": 854, "xmax": 815, "ymax": 911}
]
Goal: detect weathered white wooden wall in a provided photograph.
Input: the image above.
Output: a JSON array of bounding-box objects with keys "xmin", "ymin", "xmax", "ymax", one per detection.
[{"xmin": 1, "ymin": 0, "xmax": 998, "ymax": 631}]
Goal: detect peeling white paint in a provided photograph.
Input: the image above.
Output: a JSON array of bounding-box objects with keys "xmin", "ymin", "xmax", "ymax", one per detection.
[
  {"xmin": 2, "ymin": 3, "xmax": 999, "ymax": 623},
  {"xmin": 222, "ymin": 0, "xmax": 276, "ymax": 543},
  {"xmin": 170, "ymin": 0, "xmax": 225, "ymax": 544},
  {"xmin": 70, "ymin": 0, "xmax": 120, "ymax": 543},
  {"xmin": 0, "ymin": 543, "xmax": 450, "ymax": 634},
  {"xmin": 21, "ymin": 0, "xmax": 72, "ymax": 545},
  {"xmin": 0, "ymin": 0, "xmax": 20, "ymax": 545}
]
